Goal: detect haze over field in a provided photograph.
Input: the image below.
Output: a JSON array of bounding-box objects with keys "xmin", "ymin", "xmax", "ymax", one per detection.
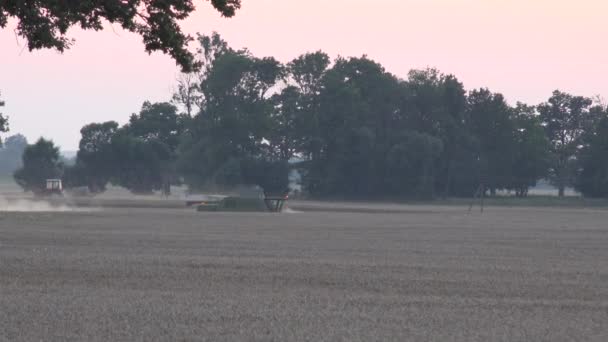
[{"xmin": 2, "ymin": 0, "xmax": 608, "ymax": 149}]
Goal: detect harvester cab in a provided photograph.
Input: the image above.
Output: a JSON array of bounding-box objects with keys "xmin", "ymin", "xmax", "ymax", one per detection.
[{"xmin": 44, "ymin": 179, "xmax": 64, "ymax": 196}]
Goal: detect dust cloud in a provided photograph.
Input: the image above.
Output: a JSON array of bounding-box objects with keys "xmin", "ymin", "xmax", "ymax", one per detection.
[
  {"xmin": 282, "ymin": 207, "xmax": 302, "ymax": 214},
  {"xmin": 0, "ymin": 196, "xmax": 90, "ymax": 212}
]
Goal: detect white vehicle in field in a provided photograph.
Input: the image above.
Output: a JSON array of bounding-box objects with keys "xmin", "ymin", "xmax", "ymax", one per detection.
[{"xmin": 43, "ymin": 179, "xmax": 64, "ymax": 196}]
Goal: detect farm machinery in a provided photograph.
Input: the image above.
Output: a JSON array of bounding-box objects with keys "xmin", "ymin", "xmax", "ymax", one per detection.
[
  {"xmin": 186, "ymin": 194, "xmax": 289, "ymax": 213},
  {"xmin": 42, "ymin": 179, "xmax": 64, "ymax": 196}
]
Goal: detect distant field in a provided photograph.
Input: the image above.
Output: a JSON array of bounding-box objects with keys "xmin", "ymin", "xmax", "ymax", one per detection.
[
  {"xmin": 293, "ymin": 195, "xmax": 607, "ymax": 211},
  {"xmin": 1, "ymin": 176, "xmax": 603, "ymax": 211},
  {"xmin": 0, "ymin": 175, "xmax": 19, "ymax": 194},
  {"xmin": 426, "ymin": 195, "xmax": 608, "ymax": 208},
  {"xmin": 1, "ymin": 201, "xmax": 607, "ymax": 341}
]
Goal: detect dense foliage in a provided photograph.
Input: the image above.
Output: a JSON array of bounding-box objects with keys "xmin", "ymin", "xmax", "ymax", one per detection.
[
  {"xmin": 0, "ymin": 134, "xmax": 27, "ymax": 176},
  {"xmin": 14, "ymin": 138, "xmax": 63, "ymax": 193},
  {"xmin": 575, "ymin": 116, "xmax": 608, "ymax": 197},
  {"xmin": 0, "ymin": 91, "xmax": 7, "ymax": 144},
  {"xmin": 538, "ymin": 91, "xmax": 599, "ymax": 196},
  {"xmin": 0, "ymin": 0, "xmax": 241, "ymax": 71},
  {"xmin": 63, "ymin": 102, "xmax": 185, "ymax": 194},
  {"xmin": 15, "ymin": 33, "xmax": 608, "ymax": 198}
]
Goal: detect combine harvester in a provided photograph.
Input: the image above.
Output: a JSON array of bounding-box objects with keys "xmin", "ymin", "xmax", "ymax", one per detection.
[
  {"xmin": 195, "ymin": 195, "xmax": 288, "ymax": 213},
  {"xmin": 185, "ymin": 186, "xmax": 289, "ymax": 213}
]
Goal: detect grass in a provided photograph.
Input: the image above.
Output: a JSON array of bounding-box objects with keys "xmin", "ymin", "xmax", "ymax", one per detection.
[
  {"xmin": 0, "ymin": 174, "xmax": 19, "ymax": 193},
  {"xmin": 305, "ymin": 194, "xmax": 608, "ymax": 209},
  {"xmin": 0, "ymin": 173, "xmax": 14, "ymax": 183},
  {"xmin": 430, "ymin": 195, "xmax": 608, "ymax": 208},
  {"xmin": 2, "ymin": 173, "xmax": 607, "ymax": 209}
]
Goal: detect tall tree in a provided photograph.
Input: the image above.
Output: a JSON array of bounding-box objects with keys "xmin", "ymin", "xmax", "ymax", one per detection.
[
  {"xmin": 309, "ymin": 56, "xmax": 401, "ymax": 197},
  {"xmin": 0, "ymin": 134, "xmax": 28, "ymax": 175},
  {"xmin": 69, "ymin": 121, "xmax": 119, "ymax": 193},
  {"xmin": 68, "ymin": 102, "xmax": 186, "ymax": 194},
  {"xmin": 177, "ymin": 37, "xmax": 284, "ymax": 190},
  {"xmin": 575, "ymin": 110, "xmax": 608, "ymax": 198},
  {"xmin": 110, "ymin": 132, "xmax": 171, "ymax": 194},
  {"xmin": 403, "ymin": 69, "xmax": 472, "ymax": 197},
  {"xmin": 173, "ymin": 73, "xmax": 201, "ymax": 117},
  {"xmin": 0, "ymin": 91, "xmax": 7, "ymax": 145},
  {"xmin": 172, "ymin": 32, "xmax": 232, "ymax": 114},
  {"xmin": 288, "ymin": 52, "xmax": 331, "ymax": 96},
  {"xmin": 268, "ymin": 86, "xmax": 304, "ymax": 161},
  {"xmin": 467, "ymin": 88, "xmax": 517, "ymax": 194},
  {"xmin": 124, "ymin": 101, "xmax": 184, "ymax": 194},
  {"xmin": 0, "ymin": 1, "xmax": 241, "ymax": 71},
  {"xmin": 508, "ymin": 103, "xmax": 550, "ymax": 197},
  {"xmin": 286, "ymin": 51, "xmax": 331, "ymax": 161},
  {"xmin": 126, "ymin": 102, "xmax": 184, "ymax": 151},
  {"xmin": 240, "ymin": 158, "xmax": 290, "ymax": 196},
  {"xmin": 385, "ymin": 131, "xmax": 443, "ymax": 198},
  {"xmin": 14, "ymin": 138, "xmax": 63, "ymax": 194},
  {"xmin": 538, "ymin": 90, "xmax": 595, "ymax": 196}
]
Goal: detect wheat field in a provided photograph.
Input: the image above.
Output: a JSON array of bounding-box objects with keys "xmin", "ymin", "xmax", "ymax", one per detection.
[{"xmin": 1, "ymin": 201, "xmax": 607, "ymax": 341}]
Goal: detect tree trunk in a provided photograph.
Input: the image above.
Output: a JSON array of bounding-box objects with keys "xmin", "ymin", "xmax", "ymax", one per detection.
[
  {"xmin": 558, "ymin": 184, "xmax": 565, "ymax": 197},
  {"xmin": 443, "ymin": 160, "xmax": 452, "ymax": 199},
  {"xmin": 557, "ymin": 157, "xmax": 566, "ymax": 197}
]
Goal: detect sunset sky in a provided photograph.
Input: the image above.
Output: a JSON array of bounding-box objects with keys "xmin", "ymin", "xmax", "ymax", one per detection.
[{"xmin": 1, "ymin": 0, "xmax": 607, "ymax": 150}]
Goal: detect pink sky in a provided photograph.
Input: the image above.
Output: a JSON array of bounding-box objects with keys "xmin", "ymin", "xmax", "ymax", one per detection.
[{"xmin": 1, "ymin": 0, "xmax": 608, "ymax": 150}]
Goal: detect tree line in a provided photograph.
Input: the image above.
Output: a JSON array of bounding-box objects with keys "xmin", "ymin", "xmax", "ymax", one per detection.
[{"xmin": 10, "ymin": 33, "xmax": 608, "ymax": 198}]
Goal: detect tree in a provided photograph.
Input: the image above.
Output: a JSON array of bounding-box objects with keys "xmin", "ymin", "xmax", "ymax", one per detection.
[
  {"xmin": 538, "ymin": 90, "xmax": 596, "ymax": 196},
  {"xmin": 402, "ymin": 69, "xmax": 472, "ymax": 197},
  {"xmin": 212, "ymin": 157, "xmax": 289, "ymax": 195},
  {"xmin": 286, "ymin": 51, "xmax": 331, "ymax": 161},
  {"xmin": 575, "ymin": 113, "xmax": 608, "ymax": 197},
  {"xmin": 385, "ymin": 131, "xmax": 443, "ymax": 198},
  {"xmin": 69, "ymin": 103, "xmax": 185, "ymax": 194},
  {"xmin": 307, "ymin": 56, "xmax": 402, "ymax": 197},
  {"xmin": 508, "ymin": 103, "xmax": 550, "ymax": 197},
  {"xmin": 126, "ymin": 102, "xmax": 184, "ymax": 150},
  {"xmin": 125, "ymin": 101, "xmax": 184, "ymax": 194},
  {"xmin": 173, "ymin": 73, "xmax": 201, "ymax": 117},
  {"xmin": 173, "ymin": 32, "xmax": 232, "ymax": 114},
  {"xmin": 69, "ymin": 121, "xmax": 119, "ymax": 193},
  {"xmin": 0, "ymin": 1, "xmax": 241, "ymax": 72},
  {"xmin": 288, "ymin": 52, "xmax": 331, "ymax": 96},
  {"xmin": 0, "ymin": 91, "xmax": 7, "ymax": 145},
  {"xmin": 110, "ymin": 132, "xmax": 171, "ymax": 194},
  {"xmin": 177, "ymin": 36, "xmax": 284, "ymax": 190},
  {"xmin": 240, "ymin": 158, "xmax": 289, "ymax": 195},
  {"xmin": 268, "ymin": 86, "xmax": 304, "ymax": 161},
  {"xmin": 0, "ymin": 134, "xmax": 28, "ymax": 175},
  {"xmin": 467, "ymin": 88, "xmax": 517, "ymax": 194},
  {"xmin": 198, "ymin": 50, "xmax": 280, "ymax": 150},
  {"xmin": 14, "ymin": 138, "xmax": 63, "ymax": 193}
]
